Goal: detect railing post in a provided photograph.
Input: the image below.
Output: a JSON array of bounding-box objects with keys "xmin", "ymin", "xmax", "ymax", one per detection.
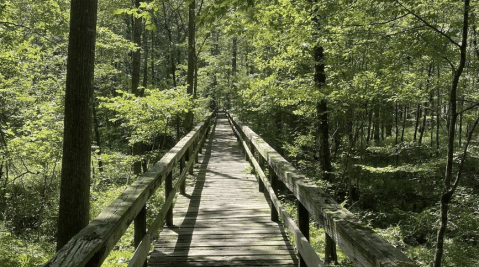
[
  {"xmin": 199, "ymin": 128, "xmax": 203, "ymax": 154},
  {"xmin": 195, "ymin": 134, "xmax": 199, "ymax": 163},
  {"xmin": 244, "ymin": 139, "xmax": 249, "ymax": 161},
  {"xmin": 134, "ymin": 206, "xmax": 147, "ymax": 267},
  {"xmin": 325, "ymin": 233, "xmax": 338, "ymax": 264},
  {"xmin": 180, "ymin": 155, "xmax": 186, "ymax": 194},
  {"xmin": 257, "ymin": 155, "xmax": 265, "ymax": 193},
  {"xmin": 269, "ymin": 166, "xmax": 279, "ymax": 222},
  {"xmin": 188, "ymin": 144, "xmax": 193, "ymax": 175},
  {"xmin": 297, "ymin": 199, "xmax": 309, "ymax": 267},
  {"xmin": 165, "ymin": 171, "xmax": 173, "ymax": 226}
]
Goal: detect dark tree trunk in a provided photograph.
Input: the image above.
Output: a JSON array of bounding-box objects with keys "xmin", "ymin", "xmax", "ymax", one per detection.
[
  {"xmin": 373, "ymin": 104, "xmax": 380, "ymax": 142},
  {"xmin": 366, "ymin": 106, "xmax": 372, "ymax": 142},
  {"xmin": 313, "ymin": 41, "xmax": 337, "ymax": 265},
  {"xmin": 458, "ymin": 96, "xmax": 463, "ymax": 147},
  {"xmin": 141, "ymin": 23, "xmax": 149, "ymax": 174},
  {"xmin": 385, "ymin": 102, "xmax": 393, "ymax": 137},
  {"xmin": 395, "ymin": 102, "xmax": 398, "ymax": 144},
  {"xmin": 162, "ymin": 2, "xmax": 177, "ymax": 87},
  {"xmin": 92, "ymin": 97, "xmax": 103, "ymax": 173},
  {"xmin": 185, "ymin": 0, "xmax": 196, "ymax": 132},
  {"xmin": 418, "ymin": 101, "xmax": 427, "ymax": 145},
  {"xmin": 232, "ymin": 37, "xmax": 237, "ymax": 74},
  {"xmin": 151, "ymin": 27, "xmax": 155, "ymax": 86},
  {"xmin": 437, "ymin": 66, "xmax": 441, "ymax": 151},
  {"xmin": 434, "ymin": 1, "xmax": 469, "ymax": 266},
  {"xmin": 401, "ymin": 105, "xmax": 407, "ymax": 142},
  {"xmin": 142, "ymin": 23, "xmax": 148, "ymax": 89},
  {"xmin": 413, "ymin": 103, "xmax": 421, "ymax": 142},
  {"xmin": 131, "ymin": 0, "xmax": 143, "ymax": 176},
  {"xmin": 57, "ymin": 0, "xmax": 98, "ymax": 251},
  {"xmin": 430, "ymin": 91, "xmax": 434, "ymax": 148},
  {"xmin": 419, "ymin": 64, "xmax": 433, "ymax": 146}
]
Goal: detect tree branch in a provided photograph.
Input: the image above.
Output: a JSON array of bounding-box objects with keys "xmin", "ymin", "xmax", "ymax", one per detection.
[{"xmin": 394, "ymin": 0, "xmax": 461, "ymax": 47}]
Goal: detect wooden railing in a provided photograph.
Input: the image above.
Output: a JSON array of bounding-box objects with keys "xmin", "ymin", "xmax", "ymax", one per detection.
[
  {"xmin": 226, "ymin": 111, "xmax": 417, "ymax": 267},
  {"xmin": 45, "ymin": 110, "xmax": 216, "ymax": 267}
]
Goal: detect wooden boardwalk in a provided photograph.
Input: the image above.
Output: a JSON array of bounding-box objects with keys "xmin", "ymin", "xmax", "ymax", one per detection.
[{"xmin": 148, "ymin": 113, "xmax": 298, "ymax": 267}]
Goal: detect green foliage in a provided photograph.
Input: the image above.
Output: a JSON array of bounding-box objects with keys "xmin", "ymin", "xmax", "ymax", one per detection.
[
  {"xmin": 0, "ymin": 228, "xmax": 54, "ymax": 267},
  {"xmin": 99, "ymin": 88, "xmax": 193, "ymax": 144}
]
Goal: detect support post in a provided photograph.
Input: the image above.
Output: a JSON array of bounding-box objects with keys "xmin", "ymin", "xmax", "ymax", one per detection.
[
  {"xmin": 180, "ymin": 155, "xmax": 186, "ymax": 194},
  {"xmin": 297, "ymin": 199, "xmax": 309, "ymax": 267},
  {"xmin": 270, "ymin": 167, "xmax": 279, "ymax": 222},
  {"xmin": 258, "ymin": 155, "xmax": 265, "ymax": 193},
  {"xmin": 165, "ymin": 171, "xmax": 173, "ymax": 226},
  {"xmin": 188, "ymin": 145, "xmax": 193, "ymax": 175},
  {"xmin": 199, "ymin": 130, "xmax": 203, "ymax": 154},
  {"xmin": 134, "ymin": 206, "xmax": 147, "ymax": 267},
  {"xmin": 195, "ymin": 135, "xmax": 199, "ymax": 163}
]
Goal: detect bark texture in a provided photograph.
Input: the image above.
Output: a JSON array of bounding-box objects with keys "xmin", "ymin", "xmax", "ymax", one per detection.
[{"xmin": 57, "ymin": 0, "xmax": 98, "ymax": 251}]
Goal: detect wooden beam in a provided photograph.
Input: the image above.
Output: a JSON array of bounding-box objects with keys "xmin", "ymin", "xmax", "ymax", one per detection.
[
  {"xmin": 45, "ymin": 112, "xmax": 214, "ymax": 267},
  {"xmin": 227, "ymin": 112, "xmax": 417, "ymax": 267},
  {"xmin": 227, "ymin": 113, "xmax": 324, "ymax": 267},
  {"xmin": 128, "ymin": 234, "xmax": 150, "ymax": 267}
]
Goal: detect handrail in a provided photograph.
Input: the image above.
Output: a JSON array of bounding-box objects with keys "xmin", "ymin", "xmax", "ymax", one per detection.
[
  {"xmin": 45, "ymin": 110, "xmax": 216, "ymax": 267},
  {"xmin": 226, "ymin": 111, "xmax": 417, "ymax": 267}
]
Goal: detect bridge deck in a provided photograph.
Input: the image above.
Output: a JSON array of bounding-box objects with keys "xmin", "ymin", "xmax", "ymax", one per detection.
[{"xmin": 148, "ymin": 113, "xmax": 298, "ymax": 267}]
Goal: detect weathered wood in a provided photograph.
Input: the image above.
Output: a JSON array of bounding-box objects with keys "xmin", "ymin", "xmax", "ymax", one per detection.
[
  {"xmin": 226, "ymin": 113, "xmax": 323, "ymax": 267},
  {"xmin": 270, "ymin": 167, "xmax": 279, "ymax": 222},
  {"xmin": 134, "ymin": 205, "xmax": 147, "ymax": 267},
  {"xmin": 258, "ymin": 154, "xmax": 265, "ymax": 193},
  {"xmin": 227, "ymin": 112, "xmax": 417, "ymax": 267},
  {"xmin": 149, "ymin": 132, "xmax": 207, "ymax": 238},
  {"xmin": 165, "ymin": 171, "xmax": 173, "ymax": 226},
  {"xmin": 180, "ymin": 155, "xmax": 186, "ymax": 194},
  {"xmin": 297, "ymin": 199, "xmax": 309, "ymax": 267},
  {"xmin": 188, "ymin": 144, "xmax": 194, "ymax": 175},
  {"xmin": 128, "ymin": 234, "xmax": 150, "ymax": 267},
  {"xmin": 44, "ymin": 112, "xmax": 214, "ymax": 267},
  {"xmin": 150, "ymin": 113, "xmax": 297, "ymax": 267}
]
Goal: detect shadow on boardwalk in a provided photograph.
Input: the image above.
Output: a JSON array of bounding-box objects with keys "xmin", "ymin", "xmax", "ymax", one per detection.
[{"xmin": 148, "ymin": 113, "xmax": 297, "ymax": 267}]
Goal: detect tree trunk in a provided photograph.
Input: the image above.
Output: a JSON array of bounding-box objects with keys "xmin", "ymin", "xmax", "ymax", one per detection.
[
  {"xmin": 401, "ymin": 105, "xmax": 407, "ymax": 142},
  {"xmin": 437, "ymin": 84, "xmax": 441, "ymax": 151},
  {"xmin": 395, "ymin": 102, "xmax": 399, "ymax": 144},
  {"xmin": 185, "ymin": 0, "xmax": 196, "ymax": 132},
  {"xmin": 430, "ymin": 91, "xmax": 434, "ymax": 148},
  {"xmin": 131, "ymin": 0, "xmax": 142, "ymax": 176},
  {"xmin": 458, "ymin": 96, "xmax": 463, "ymax": 147},
  {"xmin": 413, "ymin": 103, "xmax": 421, "ymax": 142},
  {"xmin": 313, "ymin": 42, "xmax": 338, "ymax": 264},
  {"xmin": 418, "ymin": 101, "xmax": 427, "ymax": 145},
  {"xmin": 57, "ymin": 0, "xmax": 98, "ymax": 251},
  {"xmin": 419, "ymin": 64, "xmax": 433, "ymax": 145},
  {"xmin": 434, "ymin": 1, "xmax": 469, "ymax": 266},
  {"xmin": 373, "ymin": 104, "xmax": 380, "ymax": 142},
  {"xmin": 162, "ymin": 2, "xmax": 176, "ymax": 87},
  {"xmin": 366, "ymin": 106, "xmax": 372, "ymax": 142},
  {"xmin": 92, "ymin": 97, "xmax": 103, "ymax": 173},
  {"xmin": 385, "ymin": 102, "xmax": 393, "ymax": 137},
  {"xmin": 232, "ymin": 37, "xmax": 237, "ymax": 74},
  {"xmin": 142, "ymin": 23, "xmax": 148, "ymax": 89}
]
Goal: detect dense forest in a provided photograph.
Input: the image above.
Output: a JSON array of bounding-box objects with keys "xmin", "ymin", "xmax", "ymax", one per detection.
[{"xmin": 1, "ymin": 0, "xmax": 478, "ymax": 266}]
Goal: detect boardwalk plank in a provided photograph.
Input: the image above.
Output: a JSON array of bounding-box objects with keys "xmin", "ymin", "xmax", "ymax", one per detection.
[{"xmin": 148, "ymin": 113, "xmax": 297, "ymax": 267}]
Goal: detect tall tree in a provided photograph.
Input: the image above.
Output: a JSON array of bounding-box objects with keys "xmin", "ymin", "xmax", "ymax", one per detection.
[
  {"xmin": 185, "ymin": 0, "xmax": 196, "ymax": 132},
  {"xmin": 56, "ymin": 0, "xmax": 98, "ymax": 251},
  {"xmin": 131, "ymin": 0, "xmax": 143, "ymax": 175},
  {"xmin": 433, "ymin": 1, "xmax": 470, "ymax": 266},
  {"xmin": 310, "ymin": 1, "xmax": 337, "ymax": 263}
]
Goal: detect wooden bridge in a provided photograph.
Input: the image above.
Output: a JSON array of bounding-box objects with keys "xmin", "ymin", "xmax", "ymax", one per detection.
[{"xmin": 45, "ymin": 110, "xmax": 417, "ymax": 267}]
